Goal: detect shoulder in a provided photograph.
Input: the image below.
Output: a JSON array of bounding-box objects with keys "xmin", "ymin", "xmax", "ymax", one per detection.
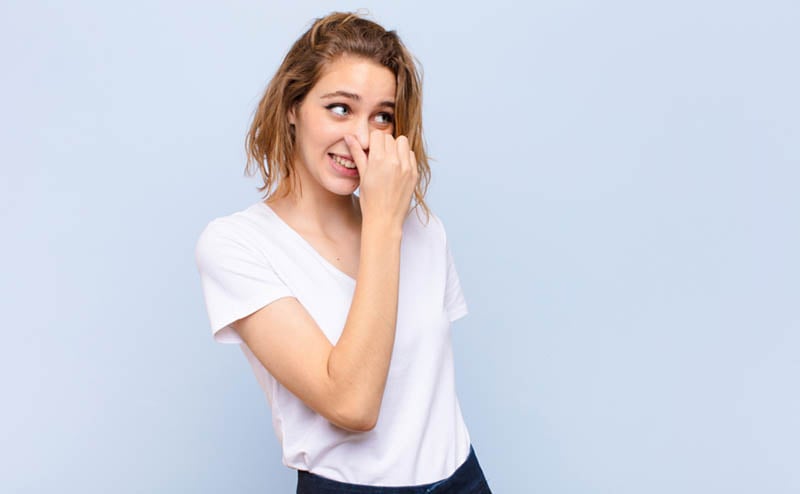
[
  {"xmin": 415, "ymin": 207, "xmax": 456, "ymax": 245},
  {"xmin": 407, "ymin": 206, "xmax": 446, "ymax": 235},
  {"xmin": 403, "ymin": 206, "xmax": 452, "ymax": 254},
  {"xmin": 195, "ymin": 202, "xmax": 270, "ymax": 263}
]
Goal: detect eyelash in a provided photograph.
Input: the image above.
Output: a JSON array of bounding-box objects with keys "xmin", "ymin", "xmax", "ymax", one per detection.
[{"xmin": 325, "ymin": 103, "xmax": 394, "ymax": 125}]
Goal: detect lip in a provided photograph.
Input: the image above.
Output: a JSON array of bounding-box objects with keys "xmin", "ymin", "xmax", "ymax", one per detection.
[{"xmin": 328, "ymin": 153, "xmax": 359, "ymax": 177}]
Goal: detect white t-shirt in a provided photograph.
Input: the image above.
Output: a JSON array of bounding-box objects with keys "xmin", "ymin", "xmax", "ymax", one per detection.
[{"xmin": 195, "ymin": 199, "xmax": 471, "ymax": 486}]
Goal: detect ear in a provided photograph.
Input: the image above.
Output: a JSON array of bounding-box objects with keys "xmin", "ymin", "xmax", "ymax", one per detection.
[{"xmin": 288, "ymin": 104, "xmax": 297, "ymax": 126}]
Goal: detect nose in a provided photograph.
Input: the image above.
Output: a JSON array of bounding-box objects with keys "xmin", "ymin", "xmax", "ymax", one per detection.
[{"xmin": 353, "ymin": 118, "xmax": 370, "ymax": 153}]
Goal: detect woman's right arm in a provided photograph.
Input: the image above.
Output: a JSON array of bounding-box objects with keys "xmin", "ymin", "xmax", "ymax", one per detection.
[{"xmin": 232, "ymin": 131, "xmax": 417, "ymax": 433}]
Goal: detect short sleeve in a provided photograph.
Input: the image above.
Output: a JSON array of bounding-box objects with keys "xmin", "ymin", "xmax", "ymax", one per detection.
[
  {"xmin": 444, "ymin": 230, "xmax": 469, "ymax": 323},
  {"xmin": 195, "ymin": 220, "xmax": 295, "ymax": 344}
]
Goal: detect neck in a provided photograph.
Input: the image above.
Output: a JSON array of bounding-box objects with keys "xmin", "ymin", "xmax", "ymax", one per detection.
[{"xmin": 267, "ymin": 188, "xmax": 361, "ymax": 237}]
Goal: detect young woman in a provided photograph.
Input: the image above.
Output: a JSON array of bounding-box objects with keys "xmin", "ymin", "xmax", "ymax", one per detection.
[{"xmin": 195, "ymin": 11, "xmax": 492, "ymax": 493}]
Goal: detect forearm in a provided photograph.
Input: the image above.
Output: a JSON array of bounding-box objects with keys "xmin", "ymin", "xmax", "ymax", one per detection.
[{"xmin": 326, "ymin": 219, "xmax": 402, "ymax": 429}]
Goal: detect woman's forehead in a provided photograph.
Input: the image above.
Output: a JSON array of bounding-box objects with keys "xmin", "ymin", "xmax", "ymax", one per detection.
[{"xmin": 312, "ymin": 56, "xmax": 396, "ymax": 101}]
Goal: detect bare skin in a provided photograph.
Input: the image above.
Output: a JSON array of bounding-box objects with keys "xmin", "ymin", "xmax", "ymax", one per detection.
[
  {"xmin": 231, "ymin": 56, "xmax": 418, "ymax": 432},
  {"xmin": 265, "ymin": 194, "xmax": 362, "ymax": 280}
]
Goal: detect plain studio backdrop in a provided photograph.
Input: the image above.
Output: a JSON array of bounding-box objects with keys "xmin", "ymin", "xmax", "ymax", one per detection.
[{"xmin": 2, "ymin": 0, "xmax": 798, "ymax": 492}]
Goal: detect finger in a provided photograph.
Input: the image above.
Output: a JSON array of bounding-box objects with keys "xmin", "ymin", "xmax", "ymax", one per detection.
[
  {"xmin": 376, "ymin": 132, "xmax": 397, "ymax": 163},
  {"xmin": 384, "ymin": 133, "xmax": 397, "ymax": 163},
  {"xmin": 396, "ymin": 136, "xmax": 410, "ymax": 168},
  {"xmin": 369, "ymin": 130, "xmax": 385, "ymax": 161},
  {"xmin": 409, "ymin": 150, "xmax": 418, "ymax": 178},
  {"xmin": 343, "ymin": 135, "xmax": 367, "ymax": 171}
]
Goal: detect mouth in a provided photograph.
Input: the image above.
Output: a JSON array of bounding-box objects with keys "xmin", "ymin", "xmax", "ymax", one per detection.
[{"xmin": 329, "ymin": 153, "xmax": 357, "ymax": 170}]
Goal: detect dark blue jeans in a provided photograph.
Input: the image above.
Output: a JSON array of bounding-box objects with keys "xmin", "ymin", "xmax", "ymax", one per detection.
[{"xmin": 296, "ymin": 445, "xmax": 492, "ymax": 493}]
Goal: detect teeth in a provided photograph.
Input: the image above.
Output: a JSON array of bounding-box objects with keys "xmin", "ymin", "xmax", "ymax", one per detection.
[{"xmin": 332, "ymin": 154, "xmax": 356, "ymax": 169}]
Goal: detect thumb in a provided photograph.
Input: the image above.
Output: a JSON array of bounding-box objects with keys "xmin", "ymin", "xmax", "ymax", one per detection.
[{"xmin": 344, "ymin": 135, "xmax": 367, "ymax": 173}]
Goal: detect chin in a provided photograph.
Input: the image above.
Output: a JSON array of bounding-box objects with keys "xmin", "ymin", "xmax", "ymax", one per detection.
[
  {"xmin": 333, "ymin": 185, "xmax": 360, "ymax": 196},
  {"xmin": 322, "ymin": 180, "xmax": 360, "ymax": 196}
]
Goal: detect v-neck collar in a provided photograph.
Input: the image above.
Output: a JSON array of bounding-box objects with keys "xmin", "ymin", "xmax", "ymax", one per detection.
[{"xmin": 257, "ymin": 201, "xmax": 357, "ymax": 285}]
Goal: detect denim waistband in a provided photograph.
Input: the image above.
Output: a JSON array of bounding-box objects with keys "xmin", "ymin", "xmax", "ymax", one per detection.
[{"xmin": 296, "ymin": 445, "xmax": 491, "ymax": 493}]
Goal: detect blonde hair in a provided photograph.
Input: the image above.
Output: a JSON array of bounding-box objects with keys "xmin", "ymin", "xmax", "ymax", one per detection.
[{"xmin": 245, "ymin": 11, "xmax": 432, "ymax": 224}]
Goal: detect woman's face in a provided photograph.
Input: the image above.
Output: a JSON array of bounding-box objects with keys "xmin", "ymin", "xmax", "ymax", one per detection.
[{"xmin": 289, "ymin": 55, "xmax": 396, "ymax": 196}]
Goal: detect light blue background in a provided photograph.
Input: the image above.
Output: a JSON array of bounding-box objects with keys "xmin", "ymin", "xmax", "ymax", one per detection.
[{"xmin": 2, "ymin": 1, "xmax": 798, "ymax": 492}]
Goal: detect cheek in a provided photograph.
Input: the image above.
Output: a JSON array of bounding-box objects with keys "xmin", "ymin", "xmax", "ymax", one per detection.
[{"xmin": 302, "ymin": 118, "xmax": 342, "ymax": 146}]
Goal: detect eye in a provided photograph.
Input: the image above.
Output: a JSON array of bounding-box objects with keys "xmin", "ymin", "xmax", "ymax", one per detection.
[
  {"xmin": 375, "ymin": 112, "xmax": 394, "ymax": 125},
  {"xmin": 325, "ymin": 103, "xmax": 350, "ymax": 116}
]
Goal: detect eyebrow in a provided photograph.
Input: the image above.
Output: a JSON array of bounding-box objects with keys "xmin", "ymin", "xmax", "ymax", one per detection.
[{"xmin": 320, "ymin": 90, "xmax": 395, "ymax": 108}]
